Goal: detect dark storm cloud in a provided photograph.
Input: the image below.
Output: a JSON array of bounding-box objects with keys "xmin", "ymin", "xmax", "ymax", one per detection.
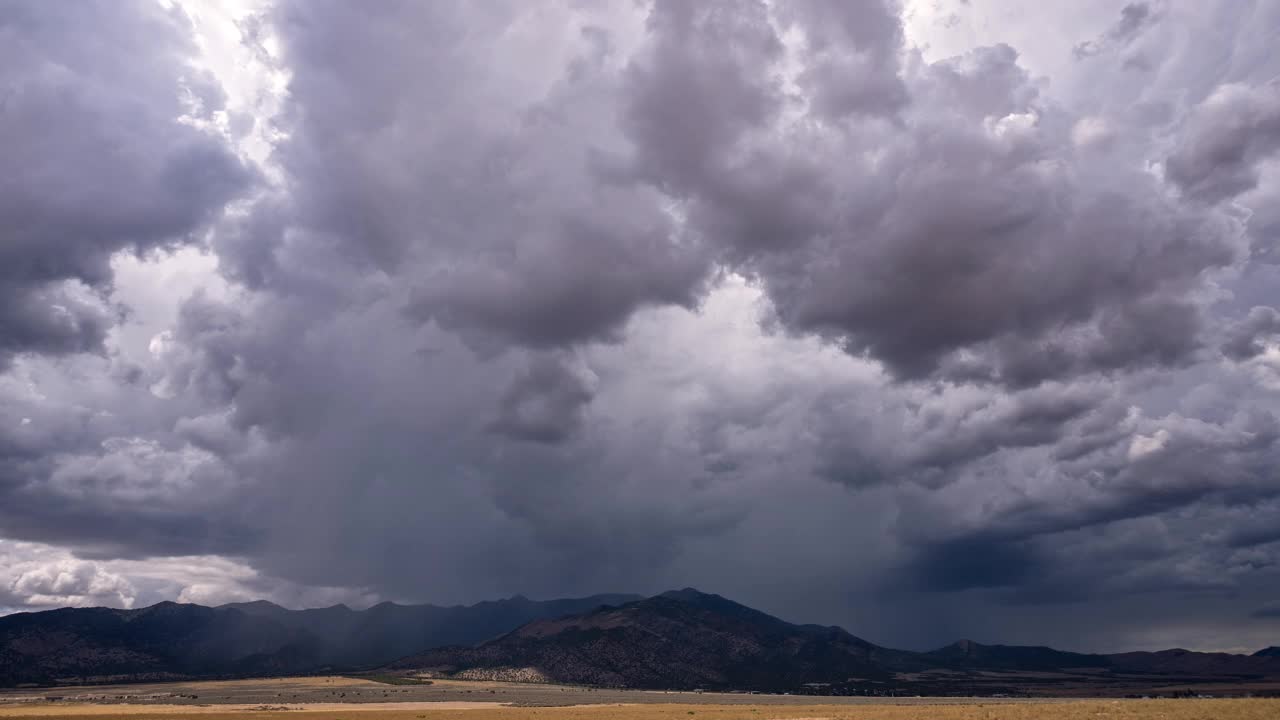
[
  {"xmin": 893, "ymin": 405, "xmax": 1280, "ymax": 595},
  {"xmin": 128, "ymin": 268, "xmax": 747, "ymax": 602},
  {"xmin": 1011, "ymin": 414, "xmax": 1276, "ymax": 540},
  {"xmin": 619, "ymin": 14, "xmax": 1244, "ymax": 385},
  {"xmin": 3, "ymin": 0, "xmax": 1280, "ymax": 654},
  {"xmin": 0, "ymin": 416, "xmax": 259, "ymax": 561},
  {"xmin": 0, "ymin": 321, "xmax": 260, "ymax": 558},
  {"xmin": 268, "ymin": 0, "xmax": 708, "ymax": 350},
  {"xmin": 619, "ymin": 0, "xmax": 816, "ymax": 263},
  {"xmin": 1255, "ymin": 603, "xmax": 1280, "ymax": 619},
  {"xmin": 0, "ymin": 0, "xmax": 254, "ymax": 367},
  {"xmin": 816, "ymin": 383, "xmax": 1107, "ymax": 489},
  {"xmin": 902, "ymin": 536, "xmax": 1041, "ymax": 592},
  {"xmin": 490, "ymin": 355, "xmax": 596, "ymax": 445},
  {"xmin": 1224, "ymin": 515, "xmax": 1280, "ymax": 550},
  {"xmin": 0, "ymin": 0, "xmax": 255, "ymax": 561}
]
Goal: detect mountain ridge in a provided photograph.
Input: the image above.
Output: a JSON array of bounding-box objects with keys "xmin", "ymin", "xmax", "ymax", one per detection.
[
  {"xmin": 392, "ymin": 588, "xmax": 926, "ymax": 689},
  {"xmin": 4, "ymin": 588, "xmax": 1279, "ymax": 695},
  {"xmin": 389, "ymin": 589, "xmax": 1280, "ymax": 695},
  {"xmin": 924, "ymin": 638, "xmax": 1110, "ymax": 670},
  {"xmin": 0, "ymin": 593, "xmax": 639, "ymax": 687}
]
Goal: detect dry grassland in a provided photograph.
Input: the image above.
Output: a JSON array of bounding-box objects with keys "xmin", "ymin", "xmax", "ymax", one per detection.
[
  {"xmin": 2, "ymin": 699, "xmax": 1279, "ymax": 720},
  {"xmin": 3, "ymin": 678, "xmax": 1277, "ymax": 719}
]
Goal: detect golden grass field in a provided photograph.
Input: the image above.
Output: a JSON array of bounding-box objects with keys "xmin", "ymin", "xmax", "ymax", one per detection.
[
  {"xmin": 2, "ymin": 677, "xmax": 1277, "ymax": 720},
  {"xmin": 3, "ymin": 699, "xmax": 1280, "ymax": 720}
]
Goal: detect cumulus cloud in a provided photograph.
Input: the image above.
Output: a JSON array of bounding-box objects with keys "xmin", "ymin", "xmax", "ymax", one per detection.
[
  {"xmin": 0, "ymin": 539, "xmax": 377, "ymax": 614},
  {"xmin": 264, "ymin": 0, "xmax": 708, "ymax": 350},
  {"xmin": 1222, "ymin": 306, "xmax": 1280, "ymax": 360},
  {"xmin": 2, "ymin": 0, "xmax": 1280, "ymax": 654},
  {"xmin": 1, "ymin": 550, "xmax": 137, "ymax": 611},
  {"xmin": 1166, "ymin": 82, "xmax": 1280, "ymax": 203},
  {"xmin": 0, "ymin": 0, "xmax": 254, "ymax": 368},
  {"xmin": 620, "ymin": 16, "xmax": 1245, "ymax": 385}
]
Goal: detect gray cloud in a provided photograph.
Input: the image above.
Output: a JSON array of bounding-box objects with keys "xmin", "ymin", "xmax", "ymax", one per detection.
[
  {"xmin": 1221, "ymin": 306, "xmax": 1280, "ymax": 360},
  {"xmin": 779, "ymin": 0, "xmax": 907, "ymax": 118},
  {"xmin": 1073, "ymin": 3, "xmax": 1159, "ymax": 60},
  {"xmin": 491, "ymin": 355, "xmax": 597, "ymax": 445},
  {"xmin": 268, "ymin": 0, "xmax": 709, "ymax": 350},
  {"xmin": 2, "ymin": 0, "xmax": 1280, "ymax": 655},
  {"xmin": 0, "ymin": 0, "xmax": 255, "ymax": 562},
  {"xmin": 1255, "ymin": 603, "xmax": 1280, "ymax": 619},
  {"xmin": 1166, "ymin": 82, "xmax": 1280, "ymax": 203},
  {"xmin": 892, "ymin": 403, "xmax": 1280, "ymax": 599},
  {"xmin": 620, "ymin": 18, "xmax": 1244, "ymax": 385},
  {"xmin": 0, "ymin": 0, "xmax": 254, "ymax": 367},
  {"xmin": 817, "ymin": 382, "xmax": 1108, "ymax": 489},
  {"xmin": 1224, "ymin": 504, "xmax": 1280, "ymax": 549}
]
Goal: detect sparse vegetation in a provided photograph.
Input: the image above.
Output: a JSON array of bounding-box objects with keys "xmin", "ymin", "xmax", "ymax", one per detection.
[
  {"xmin": 1, "ymin": 699, "xmax": 1280, "ymax": 720},
  {"xmin": 3, "ymin": 677, "xmax": 1279, "ymax": 720},
  {"xmin": 349, "ymin": 675, "xmax": 435, "ymax": 687}
]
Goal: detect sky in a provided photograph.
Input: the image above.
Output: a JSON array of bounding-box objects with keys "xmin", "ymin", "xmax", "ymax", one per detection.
[{"xmin": 2, "ymin": 0, "xmax": 1280, "ymax": 655}]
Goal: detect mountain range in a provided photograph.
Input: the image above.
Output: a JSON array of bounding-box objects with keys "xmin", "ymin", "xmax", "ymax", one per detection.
[
  {"xmin": 4, "ymin": 588, "xmax": 1279, "ymax": 696},
  {"xmin": 0, "ymin": 593, "xmax": 636, "ymax": 687},
  {"xmin": 393, "ymin": 589, "xmax": 1280, "ymax": 696},
  {"xmin": 392, "ymin": 588, "xmax": 927, "ymax": 688}
]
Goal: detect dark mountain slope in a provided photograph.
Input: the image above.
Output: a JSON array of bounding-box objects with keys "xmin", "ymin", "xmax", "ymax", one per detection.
[
  {"xmin": 391, "ymin": 591, "xmax": 1280, "ymax": 694},
  {"xmin": 391, "ymin": 588, "xmax": 926, "ymax": 690},
  {"xmin": 0, "ymin": 593, "xmax": 638, "ymax": 687},
  {"xmin": 6, "ymin": 588, "xmax": 1280, "ymax": 693},
  {"xmin": 928, "ymin": 639, "xmax": 1280, "ymax": 678},
  {"xmin": 0, "ymin": 602, "xmax": 312, "ymax": 686},
  {"xmin": 1106, "ymin": 648, "xmax": 1280, "ymax": 677},
  {"xmin": 926, "ymin": 639, "xmax": 1109, "ymax": 671}
]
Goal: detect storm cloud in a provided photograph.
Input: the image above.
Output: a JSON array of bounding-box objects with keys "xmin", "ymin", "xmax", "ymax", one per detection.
[
  {"xmin": 2, "ymin": 0, "xmax": 1280, "ymax": 653},
  {"xmin": 0, "ymin": 0, "xmax": 254, "ymax": 367}
]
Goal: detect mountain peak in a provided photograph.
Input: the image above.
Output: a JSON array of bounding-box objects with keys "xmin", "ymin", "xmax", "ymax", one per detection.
[
  {"xmin": 130, "ymin": 600, "xmax": 199, "ymax": 615},
  {"xmin": 660, "ymin": 586, "xmax": 710, "ymax": 597},
  {"xmin": 657, "ymin": 587, "xmax": 720, "ymax": 603},
  {"xmin": 220, "ymin": 599, "xmax": 287, "ymax": 613},
  {"xmin": 650, "ymin": 588, "xmax": 784, "ymax": 623},
  {"xmin": 393, "ymin": 589, "xmax": 915, "ymax": 690}
]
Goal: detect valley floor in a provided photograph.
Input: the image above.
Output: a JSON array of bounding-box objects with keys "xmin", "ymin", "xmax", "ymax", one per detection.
[{"xmin": 1, "ymin": 677, "xmax": 1277, "ymax": 719}]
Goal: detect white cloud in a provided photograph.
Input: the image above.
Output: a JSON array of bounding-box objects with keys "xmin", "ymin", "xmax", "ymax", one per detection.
[
  {"xmin": 1128, "ymin": 428, "xmax": 1170, "ymax": 460},
  {"xmin": 0, "ymin": 539, "xmax": 378, "ymax": 614}
]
